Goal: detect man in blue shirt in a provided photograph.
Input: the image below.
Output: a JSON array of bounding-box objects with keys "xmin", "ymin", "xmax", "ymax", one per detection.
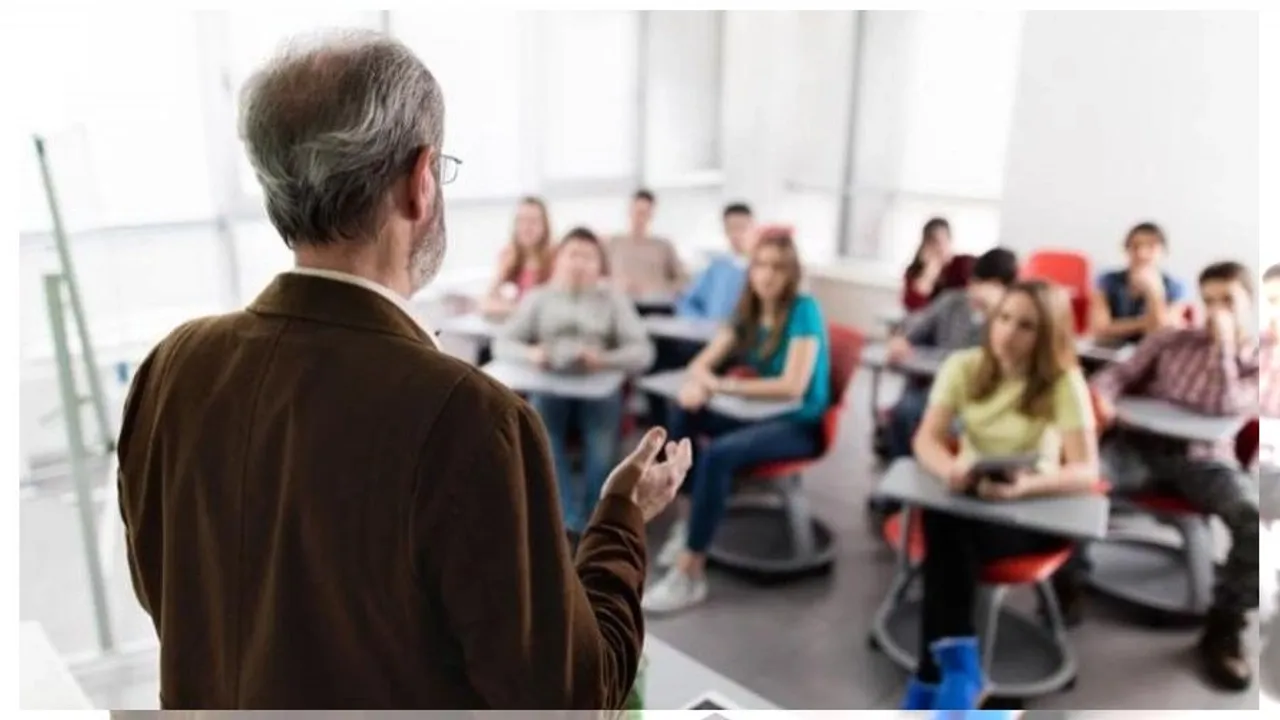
[
  {"xmin": 1089, "ymin": 222, "xmax": 1190, "ymax": 344},
  {"xmin": 675, "ymin": 203, "xmax": 755, "ymax": 321}
]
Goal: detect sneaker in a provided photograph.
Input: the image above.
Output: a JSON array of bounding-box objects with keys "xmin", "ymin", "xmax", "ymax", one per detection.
[
  {"xmin": 898, "ymin": 678, "xmax": 937, "ymax": 710},
  {"xmin": 1197, "ymin": 608, "xmax": 1252, "ymax": 691},
  {"xmin": 931, "ymin": 636, "xmax": 986, "ymax": 710},
  {"xmin": 641, "ymin": 568, "xmax": 709, "ymax": 615},
  {"xmin": 655, "ymin": 519, "xmax": 687, "ymax": 568}
]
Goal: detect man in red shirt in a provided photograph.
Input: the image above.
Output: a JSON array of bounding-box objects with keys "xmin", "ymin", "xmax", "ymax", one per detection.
[{"xmin": 1091, "ymin": 261, "xmax": 1260, "ymax": 692}]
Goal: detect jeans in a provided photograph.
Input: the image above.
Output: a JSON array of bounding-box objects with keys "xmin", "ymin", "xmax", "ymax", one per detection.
[
  {"xmin": 528, "ymin": 391, "xmax": 624, "ymax": 533},
  {"xmin": 916, "ymin": 510, "xmax": 1065, "ymax": 683},
  {"xmin": 887, "ymin": 383, "xmax": 930, "ymax": 460},
  {"xmin": 667, "ymin": 405, "xmax": 822, "ymax": 552}
]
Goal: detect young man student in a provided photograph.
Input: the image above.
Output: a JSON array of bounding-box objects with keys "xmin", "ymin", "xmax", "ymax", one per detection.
[
  {"xmin": 1090, "ymin": 260, "xmax": 1261, "ymax": 691},
  {"xmin": 608, "ymin": 189, "xmax": 686, "ymax": 304},
  {"xmin": 675, "ymin": 203, "xmax": 756, "ymax": 322},
  {"xmin": 1090, "ymin": 221, "xmax": 1190, "ymax": 344},
  {"xmin": 883, "ymin": 247, "xmax": 1020, "ymax": 462}
]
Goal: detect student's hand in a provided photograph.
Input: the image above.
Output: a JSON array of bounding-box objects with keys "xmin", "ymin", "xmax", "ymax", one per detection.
[
  {"xmin": 977, "ymin": 471, "xmax": 1035, "ymax": 501},
  {"xmin": 689, "ymin": 365, "xmax": 718, "ymax": 388},
  {"xmin": 944, "ymin": 456, "xmax": 976, "ymax": 493},
  {"xmin": 579, "ymin": 347, "xmax": 605, "ymax": 371},
  {"xmin": 677, "ymin": 380, "xmax": 711, "ymax": 410},
  {"xmin": 527, "ymin": 345, "xmax": 550, "ymax": 368},
  {"xmin": 1208, "ymin": 309, "xmax": 1238, "ymax": 353},
  {"xmin": 601, "ymin": 427, "xmax": 693, "ymax": 522},
  {"xmin": 1132, "ymin": 267, "xmax": 1165, "ymax": 299},
  {"xmin": 886, "ymin": 336, "xmax": 914, "ymax": 364},
  {"xmin": 1093, "ymin": 395, "xmax": 1117, "ymax": 427}
]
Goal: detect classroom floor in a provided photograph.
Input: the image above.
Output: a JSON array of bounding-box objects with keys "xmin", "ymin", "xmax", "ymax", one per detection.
[{"xmin": 19, "ymin": 348, "xmax": 1263, "ymax": 710}]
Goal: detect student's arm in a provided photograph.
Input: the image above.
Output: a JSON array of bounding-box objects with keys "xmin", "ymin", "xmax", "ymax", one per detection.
[
  {"xmin": 688, "ymin": 327, "xmax": 738, "ymax": 385},
  {"xmin": 481, "ymin": 247, "xmax": 519, "ymax": 317},
  {"xmin": 1089, "ymin": 329, "xmax": 1171, "ymax": 407},
  {"xmin": 675, "ymin": 265, "xmax": 713, "ymax": 318},
  {"xmin": 602, "ymin": 291, "xmax": 656, "ymax": 373},
  {"xmin": 900, "ymin": 296, "xmax": 945, "ymax": 346},
  {"xmin": 1196, "ymin": 343, "xmax": 1261, "ymax": 418},
  {"xmin": 423, "ymin": 392, "xmax": 646, "ymax": 709},
  {"xmin": 491, "ymin": 291, "xmax": 543, "ymax": 362},
  {"xmin": 911, "ymin": 353, "xmax": 967, "ymax": 481},
  {"xmin": 719, "ymin": 298, "xmax": 822, "ymax": 401},
  {"xmin": 1021, "ymin": 369, "xmax": 1100, "ymax": 496},
  {"xmin": 1090, "ymin": 288, "xmax": 1148, "ymax": 341}
]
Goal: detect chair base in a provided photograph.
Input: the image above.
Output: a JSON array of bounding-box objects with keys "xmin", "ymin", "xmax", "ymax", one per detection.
[
  {"xmin": 869, "ymin": 596, "xmax": 1077, "ymax": 699},
  {"xmin": 706, "ymin": 502, "xmax": 836, "ymax": 578},
  {"xmin": 1088, "ymin": 535, "xmax": 1212, "ymax": 621}
]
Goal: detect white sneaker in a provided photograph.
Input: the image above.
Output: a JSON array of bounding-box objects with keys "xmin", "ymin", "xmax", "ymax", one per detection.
[
  {"xmin": 655, "ymin": 520, "xmax": 688, "ymax": 569},
  {"xmin": 642, "ymin": 567, "xmax": 709, "ymax": 615}
]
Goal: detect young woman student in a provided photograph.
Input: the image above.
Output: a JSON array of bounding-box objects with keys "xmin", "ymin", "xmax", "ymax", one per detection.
[
  {"xmin": 902, "ymin": 217, "xmax": 973, "ymax": 312},
  {"xmin": 492, "ymin": 227, "xmax": 654, "ymax": 534},
  {"xmin": 901, "ymin": 280, "xmax": 1100, "ymax": 711},
  {"xmin": 1090, "ymin": 221, "xmax": 1190, "ymax": 344},
  {"xmin": 641, "ymin": 228, "xmax": 832, "ymax": 614},
  {"xmin": 480, "ymin": 196, "xmax": 554, "ymax": 319}
]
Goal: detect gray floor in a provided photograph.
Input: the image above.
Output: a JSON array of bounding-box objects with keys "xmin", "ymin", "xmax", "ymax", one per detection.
[{"xmin": 20, "ymin": 361, "xmax": 1263, "ymax": 710}]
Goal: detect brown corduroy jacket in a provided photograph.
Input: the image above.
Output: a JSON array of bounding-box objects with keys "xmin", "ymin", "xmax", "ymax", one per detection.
[{"xmin": 116, "ymin": 272, "xmax": 647, "ymax": 710}]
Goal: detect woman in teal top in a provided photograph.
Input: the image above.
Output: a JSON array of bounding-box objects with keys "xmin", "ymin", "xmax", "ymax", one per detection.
[{"xmin": 641, "ymin": 228, "xmax": 832, "ymax": 614}]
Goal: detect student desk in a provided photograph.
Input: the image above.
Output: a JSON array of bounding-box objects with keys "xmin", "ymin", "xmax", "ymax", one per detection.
[
  {"xmin": 643, "ymin": 634, "xmax": 779, "ymax": 709},
  {"xmin": 643, "ymin": 316, "xmax": 722, "ymax": 344},
  {"xmin": 437, "ymin": 312, "xmax": 502, "ymax": 341},
  {"xmin": 1111, "ymin": 396, "xmax": 1249, "ymax": 443},
  {"xmin": 634, "ymin": 291, "xmax": 678, "ymax": 315},
  {"xmin": 861, "ymin": 342, "xmax": 952, "ymax": 420},
  {"xmin": 1075, "ymin": 339, "xmax": 1134, "ymax": 367},
  {"xmin": 637, "ymin": 369, "xmax": 801, "ymax": 421},
  {"xmin": 869, "ymin": 459, "xmax": 1108, "ymax": 697},
  {"xmin": 482, "ymin": 360, "xmax": 626, "ymax": 400},
  {"xmin": 1088, "ymin": 398, "xmax": 1251, "ymax": 617}
]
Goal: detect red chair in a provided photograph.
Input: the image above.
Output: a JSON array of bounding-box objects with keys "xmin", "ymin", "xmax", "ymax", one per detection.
[
  {"xmin": 1089, "ymin": 417, "xmax": 1260, "ymax": 619},
  {"xmin": 703, "ymin": 324, "xmax": 866, "ymax": 576},
  {"xmin": 1023, "ymin": 250, "xmax": 1092, "ymax": 334}
]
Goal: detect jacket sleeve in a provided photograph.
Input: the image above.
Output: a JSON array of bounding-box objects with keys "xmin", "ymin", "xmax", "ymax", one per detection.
[
  {"xmin": 418, "ymin": 387, "xmax": 647, "ymax": 710},
  {"xmin": 117, "ymin": 347, "xmax": 161, "ymax": 617}
]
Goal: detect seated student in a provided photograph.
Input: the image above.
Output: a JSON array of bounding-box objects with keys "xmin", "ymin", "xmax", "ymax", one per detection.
[
  {"xmin": 1090, "ymin": 221, "xmax": 1190, "ymax": 344},
  {"xmin": 676, "ymin": 203, "xmax": 756, "ymax": 322},
  {"xmin": 1090, "ymin": 260, "xmax": 1261, "ymax": 691},
  {"xmin": 900, "ymin": 280, "xmax": 1099, "ymax": 711},
  {"xmin": 641, "ymin": 229, "xmax": 831, "ymax": 614},
  {"xmin": 493, "ymin": 227, "xmax": 655, "ymax": 533},
  {"xmin": 884, "ymin": 247, "xmax": 1021, "ymax": 461},
  {"xmin": 608, "ymin": 189, "xmax": 687, "ymax": 303},
  {"xmin": 902, "ymin": 217, "xmax": 973, "ymax": 312},
  {"xmin": 479, "ymin": 196, "xmax": 553, "ymax": 319}
]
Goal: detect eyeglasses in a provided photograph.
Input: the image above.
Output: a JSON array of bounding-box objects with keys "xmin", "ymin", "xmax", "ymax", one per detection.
[{"xmin": 440, "ymin": 154, "xmax": 462, "ymax": 185}]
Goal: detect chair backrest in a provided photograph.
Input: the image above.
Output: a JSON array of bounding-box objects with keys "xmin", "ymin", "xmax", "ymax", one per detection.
[
  {"xmin": 817, "ymin": 324, "xmax": 866, "ymax": 451},
  {"xmin": 1023, "ymin": 250, "xmax": 1092, "ymax": 334},
  {"xmin": 1237, "ymin": 417, "xmax": 1260, "ymax": 468}
]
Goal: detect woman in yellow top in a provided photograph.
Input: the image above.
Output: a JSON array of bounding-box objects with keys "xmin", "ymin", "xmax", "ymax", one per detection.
[{"xmin": 901, "ymin": 280, "xmax": 1101, "ymax": 711}]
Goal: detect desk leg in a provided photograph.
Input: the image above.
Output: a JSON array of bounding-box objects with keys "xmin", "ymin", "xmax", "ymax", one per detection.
[{"xmin": 870, "ymin": 367, "xmax": 884, "ymax": 424}]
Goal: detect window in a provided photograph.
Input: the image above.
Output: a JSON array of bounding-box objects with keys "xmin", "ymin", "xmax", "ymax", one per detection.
[
  {"xmin": 16, "ymin": 10, "xmax": 213, "ymax": 231},
  {"xmin": 644, "ymin": 12, "xmax": 723, "ymax": 183},
  {"xmin": 844, "ymin": 10, "xmax": 1023, "ymax": 263},
  {"xmin": 392, "ymin": 10, "xmax": 530, "ymax": 199},
  {"xmin": 538, "ymin": 12, "xmax": 640, "ymax": 184}
]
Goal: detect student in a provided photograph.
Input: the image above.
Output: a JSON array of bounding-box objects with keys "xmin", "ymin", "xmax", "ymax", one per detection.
[
  {"xmin": 479, "ymin": 196, "xmax": 553, "ymax": 319},
  {"xmin": 493, "ymin": 227, "xmax": 655, "ymax": 533},
  {"xmin": 1090, "ymin": 260, "xmax": 1261, "ymax": 691},
  {"xmin": 608, "ymin": 189, "xmax": 686, "ymax": 301},
  {"xmin": 902, "ymin": 218, "xmax": 972, "ymax": 312},
  {"xmin": 641, "ymin": 229, "xmax": 831, "ymax": 614},
  {"xmin": 676, "ymin": 203, "xmax": 756, "ymax": 321},
  {"xmin": 900, "ymin": 281, "xmax": 1099, "ymax": 711},
  {"xmin": 884, "ymin": 248, "xmax": 1021, "ymax": 461},
  {"xmin": 1090, "ymin": 222, "xmax": 1190, "ymax": 344}
]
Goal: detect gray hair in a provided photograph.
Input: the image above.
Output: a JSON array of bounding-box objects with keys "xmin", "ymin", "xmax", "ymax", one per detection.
[{"xmin": 238, "ymin": 30, "xmax": 444, "ymax": 247}]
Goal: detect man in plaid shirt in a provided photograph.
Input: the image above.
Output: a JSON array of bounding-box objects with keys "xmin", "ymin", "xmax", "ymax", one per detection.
[{"xmin": 1090, "ymin": 261, "xmax": 1260, "ymax": 692}]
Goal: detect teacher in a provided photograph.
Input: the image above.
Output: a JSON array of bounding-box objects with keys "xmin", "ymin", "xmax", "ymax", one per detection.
[{"xmin": 116, "ymin": 30, "xmax": 691, "ymax": 710}]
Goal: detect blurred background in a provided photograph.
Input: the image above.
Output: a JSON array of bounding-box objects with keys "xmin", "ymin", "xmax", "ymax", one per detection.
[{"xmin": 16, "ymin": 8, "xmax": 1261, "ymax": 710}]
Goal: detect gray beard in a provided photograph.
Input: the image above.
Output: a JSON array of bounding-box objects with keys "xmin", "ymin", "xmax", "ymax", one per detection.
[{"xmin": 408, "ymin": 189, "xmax": 447, "ymax": 294}]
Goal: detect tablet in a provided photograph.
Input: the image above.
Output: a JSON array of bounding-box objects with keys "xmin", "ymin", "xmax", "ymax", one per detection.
[{"xmin": 969, "ymin": 453, "xmax": 1040, "ymax": 483}]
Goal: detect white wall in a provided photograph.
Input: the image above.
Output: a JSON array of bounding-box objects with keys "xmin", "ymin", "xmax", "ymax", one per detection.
[{"xmin": 1000, "ymin": 11, "xmax": 1259, "ymax": 282}]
